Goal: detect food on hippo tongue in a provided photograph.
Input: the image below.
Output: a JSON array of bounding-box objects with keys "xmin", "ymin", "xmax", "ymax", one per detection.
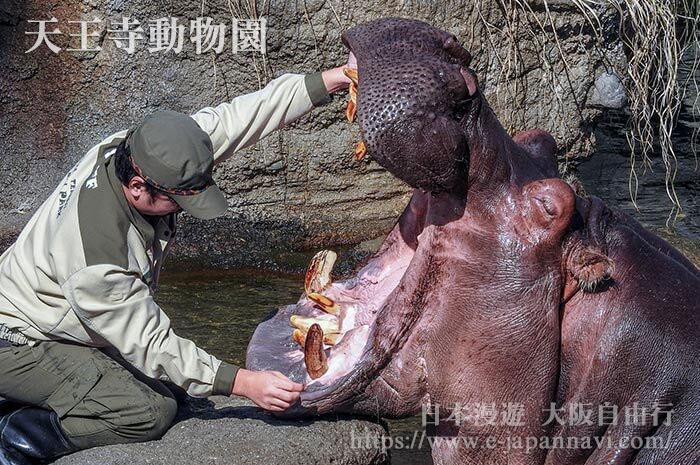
[
  {"xmin": 304, "ymin": 324, "xmax": 328, "ymax": 379},
  {"xmin": 306, "ymin": 292, "xmax": 340, "ymax": 315},
  {"xmin": 304, "ymin": 249, "xmax": 337, "ymax": 295},
  {"xmin": 292, "ymin": 328, "xmax": 342, "ymax": 348},
  {"xmin": 290, "ymin": 314, "xmax": 339, "ymax": 334}
]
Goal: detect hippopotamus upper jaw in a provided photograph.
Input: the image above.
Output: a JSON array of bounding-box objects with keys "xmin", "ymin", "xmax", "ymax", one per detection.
[
  {"xmin": 341, "ymin": 18, "xmax": 545, "ymax": 202},
  {"xmin": 342, "ymin": 18, "xmax": 481, "ymax": 193}
]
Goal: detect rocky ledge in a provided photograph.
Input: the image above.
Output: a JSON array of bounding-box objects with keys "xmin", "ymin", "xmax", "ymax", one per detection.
[{"xmin": 54, "ymin": 394, "xmax": 388, "ymax": 465}]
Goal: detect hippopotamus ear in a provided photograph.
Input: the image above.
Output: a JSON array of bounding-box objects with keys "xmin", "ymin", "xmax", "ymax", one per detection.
[
  {"xmin": 568, "ymin": 246, "xmax": 615, "ymax": 293},
  {"xmin": 522, "ymin": 178, "xmax": 576, "ymax": 243},
  {"xmin": 513, "ymin": 129, "xmax": 559, "ymax": 178}
]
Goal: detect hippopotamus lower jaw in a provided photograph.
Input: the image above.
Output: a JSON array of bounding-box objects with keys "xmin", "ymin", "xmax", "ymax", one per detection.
[{"xmin": 246, "ymin": 190, "xmax": 432, "ymax": 417}]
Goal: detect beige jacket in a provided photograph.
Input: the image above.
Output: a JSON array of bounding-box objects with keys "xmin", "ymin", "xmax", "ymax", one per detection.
[{"xmin": 0, "ymin": 72, "xmax": 330, "ymax": 397}]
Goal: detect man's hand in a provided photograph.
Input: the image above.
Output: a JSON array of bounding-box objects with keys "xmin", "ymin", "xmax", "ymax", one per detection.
[
  {"xmin": 232, "ymin": 368, "xmax": 305, "ymax": 411},
  {"xmin": 321, "ymin": 52, "xmax": 357, "ymax": 94}
]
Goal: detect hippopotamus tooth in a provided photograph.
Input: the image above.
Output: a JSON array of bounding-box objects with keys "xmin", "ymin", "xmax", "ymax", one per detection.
[
  {"xmin": 304, "ymin": 324, "xmax": 328, "ymax": 379},
  {"xmin": 304, "ymin": 249, "xmax": 337, "ymax": 295},
  {"xmin": 292, "ymin": 328, "xmax": 306, "ymax": 348},
  {"xmin": 306, "ymin": 292, "xmax": 340, "ymax": 315},
  {"xmin": 292, "ymin": 328, "xmax": 342, "ymax": 348},
  {"xmin": 289, "ymin": 314, "xmax": 339, "ymax": 334},
  {"xmin": 343, "ymin": 67, "xmax": 359, "ymax": 124},
  {"xmin": 354, "ymin": 141, "xmax": 366, "ymax": 161},
  {"xmin": 342, "ymin": 66, "xmax": 369, "ymax": 161}
]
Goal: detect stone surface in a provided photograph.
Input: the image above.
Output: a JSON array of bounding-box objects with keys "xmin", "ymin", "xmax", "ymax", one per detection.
[
  {"xmin": 0, "ymin": 0, "xmax": 626, "ymax": 264},
  {"xmin": 53, "ymin": 394, "xmax": 389, "ymax": 465},
  {"xmin": 590, "ymin": 72, "xmax": 627, "ymax": 109}
]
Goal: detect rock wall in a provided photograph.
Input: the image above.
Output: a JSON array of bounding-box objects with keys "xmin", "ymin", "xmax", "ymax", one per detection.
[{"xmin": 0, "ymin": 0, "xmax": 625, "ymax": 266}]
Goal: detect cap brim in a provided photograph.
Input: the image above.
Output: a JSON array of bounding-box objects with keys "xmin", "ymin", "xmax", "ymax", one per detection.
[{"xmin": 170, "ymin": 184, "xmax": 227, "ymax": 220}]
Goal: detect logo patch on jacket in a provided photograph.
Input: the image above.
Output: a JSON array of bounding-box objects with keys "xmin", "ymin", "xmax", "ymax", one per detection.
[{"xmin": 85, "ymin": 165, "xmax": 100, "ymax": 189}]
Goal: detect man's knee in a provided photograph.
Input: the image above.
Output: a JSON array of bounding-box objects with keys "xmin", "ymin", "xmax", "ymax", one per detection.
[
  {"xmin": 101, "ymin": 380, "xmax": 178, "ymax": 442},
  {"xmin": 65, "ymin": 379, "xmax": 178, "ymax": 448},
  {"xmin": 59, "ymin": 351, "xmax": 179, "ymax": 447},
  {"xmin": 89, "ymin": 349, "xmax": 178, "ymax": 442}
]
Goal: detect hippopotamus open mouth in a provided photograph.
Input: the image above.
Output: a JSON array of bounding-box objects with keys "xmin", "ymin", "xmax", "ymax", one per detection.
[
  {"xmin": 246, "ymin": 17, "xmax": 700, "ymax": 465},
  {"xmin": 246, "ymin": 17, "xmax": 572, "ymax": 419}
]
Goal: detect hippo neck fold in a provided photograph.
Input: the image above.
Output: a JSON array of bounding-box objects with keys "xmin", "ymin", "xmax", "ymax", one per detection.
[{"xmin": 463, "ymin": 93, "xmax": 554, "ymax": 208}]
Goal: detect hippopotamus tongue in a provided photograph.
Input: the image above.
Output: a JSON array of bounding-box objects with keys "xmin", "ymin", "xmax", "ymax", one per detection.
[{"xmin": 342, "ymin": 18, "xmax": 477, "ymax": 193}]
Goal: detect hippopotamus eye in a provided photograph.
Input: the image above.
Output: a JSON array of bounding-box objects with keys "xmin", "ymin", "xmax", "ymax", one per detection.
[{"xmin": 538, "ymin": 197, "xmax": 557, "ymax": 217}]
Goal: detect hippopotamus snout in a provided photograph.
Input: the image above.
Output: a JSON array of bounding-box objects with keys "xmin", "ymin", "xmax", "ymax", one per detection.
[{"xmin": 342, "ymin": 18, "xmax": 480, "ymax": 193}]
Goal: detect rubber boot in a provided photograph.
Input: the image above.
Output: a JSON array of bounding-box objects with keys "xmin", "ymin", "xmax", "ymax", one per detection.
[
  {"xmin": 0, "ymin": 401, "xmax": 77, "ymax": 465},
  {"xmin": 0, "ymin": 401, "xmax": 29, "ymax": 465}
]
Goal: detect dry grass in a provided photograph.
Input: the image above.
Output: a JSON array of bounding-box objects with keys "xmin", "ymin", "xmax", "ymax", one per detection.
[
  {"xmin": 474, "ymin": 0, "xmax": 598, "ymax": 167},
  {"xmin": 476, "ymin": 0, "xmax": 698, "ymax": 220},
  {"xmin": 196, "ymin": 0, "xmax": 697, "ymax": 222},
  {"xmin": 199, "ymin": 0, "xmax": 272, "ymax": 88}
]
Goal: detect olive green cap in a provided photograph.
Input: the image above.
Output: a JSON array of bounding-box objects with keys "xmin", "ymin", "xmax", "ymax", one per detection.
[{"xmin": 126, "ymin": 110, "xmax": 227, "ymax": 220}]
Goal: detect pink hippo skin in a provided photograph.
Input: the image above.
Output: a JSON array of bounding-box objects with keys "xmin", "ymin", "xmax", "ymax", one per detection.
[{"xmin": 246, "ymin": 18, "xmax": 700, "ymax": 465}]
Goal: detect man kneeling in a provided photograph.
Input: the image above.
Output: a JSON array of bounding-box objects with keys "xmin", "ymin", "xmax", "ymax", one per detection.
[{"xmin": 0, "ymin": 65, "xmax": 352, "ymax": 464}]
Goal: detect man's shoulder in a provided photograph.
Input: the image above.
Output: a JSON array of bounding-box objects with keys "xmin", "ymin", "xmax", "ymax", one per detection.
[
  {"xmin": 77, "ymin": 182, "xmax": 131, "ymax": 270},
  {"xmin": 76, "ymin": 150, "xmax": 131, "ymax": 270}
]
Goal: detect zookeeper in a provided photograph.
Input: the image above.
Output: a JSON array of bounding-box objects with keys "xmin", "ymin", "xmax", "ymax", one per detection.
[{"xmin": 0, "ymin": 64, "xmax": 352, "ymax": 465}]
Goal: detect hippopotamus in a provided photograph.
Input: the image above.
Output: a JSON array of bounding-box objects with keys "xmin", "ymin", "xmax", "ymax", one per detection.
[{"xmin": 246, "ymin": 18, "xmax": 700, "ymax": 464}]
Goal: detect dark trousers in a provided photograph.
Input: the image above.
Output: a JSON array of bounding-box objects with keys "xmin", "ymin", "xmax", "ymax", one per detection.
[{"xmin": 0, "ymin": 340, "xmax": 177, "ymax": 450}]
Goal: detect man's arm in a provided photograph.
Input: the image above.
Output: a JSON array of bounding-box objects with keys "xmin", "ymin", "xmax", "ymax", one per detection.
[
  {"xmin": 189, "ymin": 67, "xmax": 350, "ymax": 164},
  {"xmin": 62, "ymin": 264, "xmax": 235, "ymax": 397},
  {"xmin": 61, "ymin": 265, "xmax": 305, "ymax": 409}
]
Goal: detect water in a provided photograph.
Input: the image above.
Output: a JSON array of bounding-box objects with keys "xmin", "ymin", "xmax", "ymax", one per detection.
[
  {"xmin": 578, "ymin": 46, "xmax": 699, "ymax": 238},
  {"xmin": 156, "ymin": 268, "xmax": 305, "ymax": 367},
  {"xmin": 156, "ymin": 265, "xmax": 433, "ymax": 465}
]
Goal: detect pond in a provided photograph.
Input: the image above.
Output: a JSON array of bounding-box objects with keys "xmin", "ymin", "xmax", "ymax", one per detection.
[{"xmin": 578, "ymin": 45, "xmax": 699, "ymax": 238}]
